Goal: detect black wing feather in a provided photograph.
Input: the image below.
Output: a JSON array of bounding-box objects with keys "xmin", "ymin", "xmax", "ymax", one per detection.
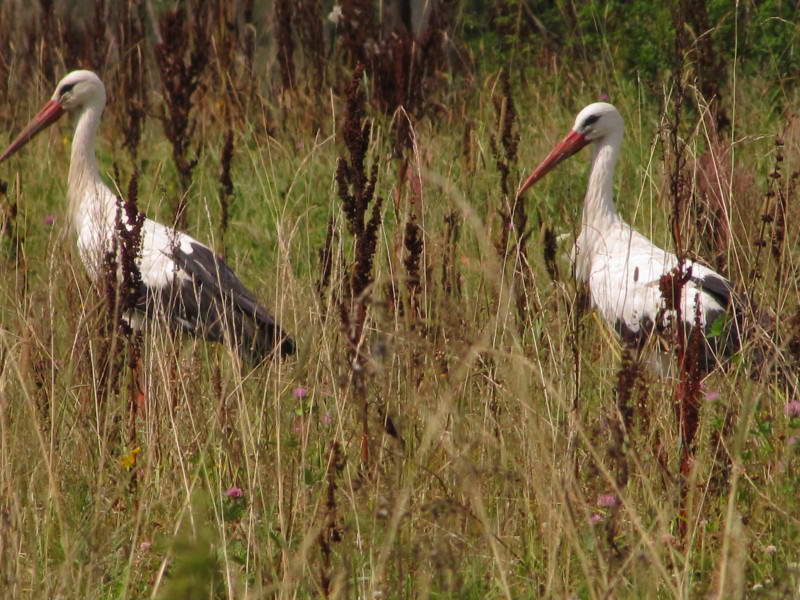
[
  {"xmin": 692, "ymin": 272, "xmax": 734, "ymax": 307},
  {"xmin": 691, "ymin": 271, "xmax": 742, "ymax": 363},
  {"xmin": 159, "ymin": 241, "xmax": 295, "ymax": 361}
]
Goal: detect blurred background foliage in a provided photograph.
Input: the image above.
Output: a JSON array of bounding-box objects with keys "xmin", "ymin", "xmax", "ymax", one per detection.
[
  {"xmin": 2, "ymin": 1, "xmax": 798, "ymax": 113},
  {"xmin": 460, "ymin": 0, "xmax": 799, "ymax": 83}
]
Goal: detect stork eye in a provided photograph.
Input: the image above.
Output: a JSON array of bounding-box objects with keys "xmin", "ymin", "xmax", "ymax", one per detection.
[
  {"xmin": 581, "ymin": 114, "xmax": 599, "ymax": 129},
  {"xmin": 59, "ymin": 82, "xmax": 76, "ymax": 96}
]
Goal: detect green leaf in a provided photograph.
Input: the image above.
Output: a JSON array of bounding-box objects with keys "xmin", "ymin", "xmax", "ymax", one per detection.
[{"xmin": 707, "ymin": 313, "xmax": 727, "ymax": 338}]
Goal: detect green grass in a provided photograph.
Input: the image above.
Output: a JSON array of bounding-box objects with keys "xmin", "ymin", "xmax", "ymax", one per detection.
[{"xmin": 1, "ymin": 40, "xmax": 800, "ymax": 600}]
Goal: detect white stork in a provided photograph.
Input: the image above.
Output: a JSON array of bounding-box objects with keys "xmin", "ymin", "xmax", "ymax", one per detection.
[
  {"xmin": 518, "ymin": 102, "xmax": 738, "ymax": 367},
  {"xmin": 0, "ymin": 70, "xmax": 295, "ymax": 363}
]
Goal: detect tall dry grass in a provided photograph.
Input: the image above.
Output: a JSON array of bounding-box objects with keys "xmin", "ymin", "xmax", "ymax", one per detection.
[{"xmin": 0, "ymin": 1, "xmax": 799, "ymax": 598}]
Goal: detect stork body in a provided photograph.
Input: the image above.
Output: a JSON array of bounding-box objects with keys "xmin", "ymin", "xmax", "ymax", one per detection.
[
  {"xmin": 1, "ymin": 70, "xmax": 294, "ymax": 361},
  {"xmin": 519, "ymin": 103, "xmax": 736, "ymax": 360}
]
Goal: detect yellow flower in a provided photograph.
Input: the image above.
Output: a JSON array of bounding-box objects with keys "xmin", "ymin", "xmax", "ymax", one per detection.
[{"xmin": 120, "ymin": 447, "xmax": 141, "ymax": 470}]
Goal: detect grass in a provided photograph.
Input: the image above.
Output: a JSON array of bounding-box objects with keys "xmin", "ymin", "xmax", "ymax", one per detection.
[{"xmin": 1, "ymin": 13, "xmax": 800, "ymax": 600}]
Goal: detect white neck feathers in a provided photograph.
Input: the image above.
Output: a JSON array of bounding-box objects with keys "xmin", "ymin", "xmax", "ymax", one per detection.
[
  {"xmin": 67, "ymin": 103, "xmax": 108, "ymax": 225},
  {"xmin": 583, "ymin": 129, "xmax": 623, "ymax": 232}
]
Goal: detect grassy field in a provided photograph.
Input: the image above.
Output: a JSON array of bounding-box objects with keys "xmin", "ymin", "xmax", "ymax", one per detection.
[{"xmin": 1, "ymin": 2, "xmax": 800, "ymax": 598}]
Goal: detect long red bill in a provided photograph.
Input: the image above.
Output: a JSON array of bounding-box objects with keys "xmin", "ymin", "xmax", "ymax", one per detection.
[
  {"xmin": 0, "ymin": 100, "xmax": 65, "ymax": 163},
  {"xmin": 517, "ymin": 130, "xmax": 590, "ymax": 197}
]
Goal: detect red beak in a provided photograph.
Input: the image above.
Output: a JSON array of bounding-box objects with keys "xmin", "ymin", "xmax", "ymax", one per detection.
[
  {"xmin": 517, "ymin": 130, "xmax": 590, "ymax": 197},
  {"xmin": 0, "ymin": 100, "xmax": 65, "ymax": 163}
]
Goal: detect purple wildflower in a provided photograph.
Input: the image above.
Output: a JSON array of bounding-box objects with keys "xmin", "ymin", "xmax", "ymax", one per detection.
[
  {"xmin": 43, "ymin": 215, "xmax": 55, "ymax": 226},
  {"xmin": 588, "ymin": 513, "xmax": 604, "ymax": 525},
  {"xmin": 597, "ymin": 494, "xmax": 619, "ymax": 508},
  {"xmin": 293, "ymin": 386, "xmax": 309, "ymax": 399},
  {"xmin": 785, "ymin": 401, "xmax": 800, "ymax": 418},
  {"xmin": 224, "ymin": 486, "xmax": 244, "ymax": 499}
]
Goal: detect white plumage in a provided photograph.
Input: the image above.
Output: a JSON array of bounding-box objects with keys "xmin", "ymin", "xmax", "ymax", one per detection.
[
  {"xmin": 1, "ymin": 70, "xmax": 294, "ymax": 361},
  {"xmin": 519, "ymin": 102, "xmax": 736, "ymax": 359}
]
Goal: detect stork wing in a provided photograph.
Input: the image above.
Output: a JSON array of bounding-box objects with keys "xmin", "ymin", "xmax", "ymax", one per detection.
[
  {"xmin": 689, "ymin": 268, "xmax": 734, "ymax": 307},
  {"xmin": 588, "ymin": 226, "xmax": 740, "ymax": 355},
  {"xmin": 160, "ymin": 239, "xmax": 295, "ymax": 361}
]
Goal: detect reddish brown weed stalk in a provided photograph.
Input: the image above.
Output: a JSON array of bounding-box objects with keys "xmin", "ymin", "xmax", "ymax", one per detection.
[
  {"xmin": 336, "ymin": 65, "xmax": 384, "ymax": 467},
  {"xmin": 116, "ymin": 0, "xmax": 148, "ymax": 163},
  {"xmin": 666, "ymin": 1, "xmax": 705, "ymax": 539},
  {"xmin": 218, "ymin": 128, "xmax": 234, "ymax": 254},
  {"xmin": 319, "ymin": 441, "xmax": 344, "ymax": 596},
  {"xmin": 274, "ymin": 0, "xmax": 295, "ymax": 91},
  {"xmin": 118, "ymin": 174, "xmax": 145, "ymax": 446},
  {"xmin": 492, "ymin": 71, "xmax": 534, "ymax": 322},
  {"xmin": 154, "ymin": 3, "xmax": 209, "ymax": 229}
]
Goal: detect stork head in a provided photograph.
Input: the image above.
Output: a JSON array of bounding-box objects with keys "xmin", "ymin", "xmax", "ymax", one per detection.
[
  {"xmin": 517, "ymin": 102, "xmax": 624, "ymax": 197},
  {"xmin": 50, "ymin": 70, "xmax": 106, "ymax": 113},
  {"xmin": 571, "ymin": 102, "xmax": 623, "ymax": 142},
  {"xmin": 0, "ymin": 70, "xmax": 106, "ymax": 163}
]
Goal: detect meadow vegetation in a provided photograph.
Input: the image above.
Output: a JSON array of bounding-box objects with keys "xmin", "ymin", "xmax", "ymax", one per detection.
[{"xmin": 0, "ymin": 1, "xmax": 799, "ymax": 598}]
